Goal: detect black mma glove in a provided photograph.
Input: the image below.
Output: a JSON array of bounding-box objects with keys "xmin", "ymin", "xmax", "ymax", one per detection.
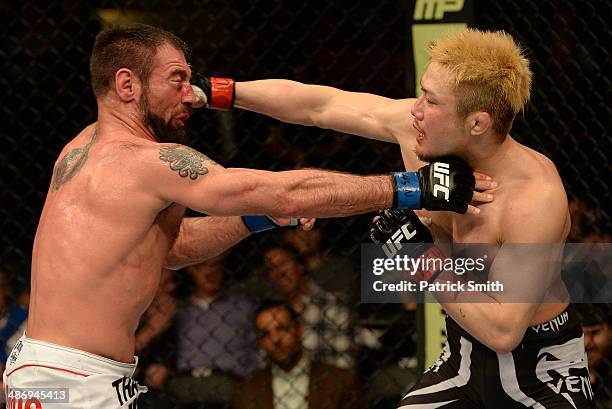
[
  {"xmin": 190, "ymin": 72, "xmax": 235, "ymax": 110},
  {"xmin": 370, "ymin": 209, "xmax": 433, "ymax": 244},
  {"xmin": 370, "ymin": 209, "xmax": 446, "ymax": 283},
  {"xmin": 391, "ymin": 157, "xmax": 475, "ymax": 213}
]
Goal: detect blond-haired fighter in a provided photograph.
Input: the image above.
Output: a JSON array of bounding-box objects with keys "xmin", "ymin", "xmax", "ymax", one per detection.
[
  {"xmin": 200, "ymin": 29, "xmax": 593, "ymax": 408},
  {"xmin": 3, "ymin": 24, "xmax": 484, "ymax": 409}
]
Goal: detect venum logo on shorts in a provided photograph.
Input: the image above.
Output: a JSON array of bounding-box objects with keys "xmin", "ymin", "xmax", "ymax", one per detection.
[
  {"xmin": 535, "ymin": 339, "xmax": 594, "ymax": 404},
  {"xmin": 530, "ymin": 311, "xmax": 569, "ymax": 334},
  {"xmin": 112, "ymin": 377, "xmax": 144, "ymax": 408},
  {"xmin": 433, "ymin": 162, "xmax": 450, "ymax": 202}
]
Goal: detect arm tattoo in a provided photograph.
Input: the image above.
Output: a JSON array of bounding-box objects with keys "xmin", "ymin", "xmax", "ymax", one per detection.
[
  {"xmin": 51, "ymin": 127, "xmax": 98, "ymax": 191},
  {"xmin": 159, "ymin": 145, "xmax": 216, "ymax": 180}
]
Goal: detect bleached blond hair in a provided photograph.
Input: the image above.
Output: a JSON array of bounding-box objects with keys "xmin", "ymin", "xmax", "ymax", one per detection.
[{"xmin": 428, "ymin": 29, "xmax": 532, "ymax": 136}]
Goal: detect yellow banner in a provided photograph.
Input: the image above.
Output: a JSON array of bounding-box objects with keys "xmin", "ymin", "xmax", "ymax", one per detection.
[{"xmin": 410, "ymin": 0, "xmax": 472, "ymax": 368}]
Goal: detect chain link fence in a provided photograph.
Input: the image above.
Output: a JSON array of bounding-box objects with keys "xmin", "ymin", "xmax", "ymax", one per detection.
[{"xmin": 0, "ymin": 1, "xmax": 610, "ymax": 408}]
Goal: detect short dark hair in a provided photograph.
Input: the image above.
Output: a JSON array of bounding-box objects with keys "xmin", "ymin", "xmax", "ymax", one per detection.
[
  {"xmin": 255, "ymin": 298, "xmax": 300, "ymax": 323},
  {"xmin": 89, "ymin": 23, "xmax": 190, "ymax": 97}
]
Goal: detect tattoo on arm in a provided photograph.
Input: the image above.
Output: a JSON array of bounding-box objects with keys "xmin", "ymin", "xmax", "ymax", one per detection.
[
  {"xmin": 51, "ymin": 127, "xmax": 98, "ymax": 191},
  {"xmin": 459, "ymin": 308, "xmax": 467, "ymax": 319},
  {"xmin": 159, "ymin": 145, "xmax": 216, "ymax": 180}
]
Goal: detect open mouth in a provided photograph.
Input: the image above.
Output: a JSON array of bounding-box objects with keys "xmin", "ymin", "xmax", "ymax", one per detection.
[
  {"xmin": 413, "ymin": 122, "xmax": 425, "ymax": 142},
  {"xmin": 174, "ymin": 113, "xmax": 191, "ymax": 127}
]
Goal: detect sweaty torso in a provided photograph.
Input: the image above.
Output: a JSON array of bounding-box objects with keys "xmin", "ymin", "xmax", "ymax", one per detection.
[
  {"xmin": 27, "ymin": 124, "xmax": 185, "ymax": 362},
  {"xmin": 399, "ymin": 136, "xmax": 570, "ymax": 326}
]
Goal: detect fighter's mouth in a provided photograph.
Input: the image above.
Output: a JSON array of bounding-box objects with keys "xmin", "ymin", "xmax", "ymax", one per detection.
[
  {"xmin": 413, "ymin": 122, "xmax": 425, "ymax": 141},
  {"xmin": 174, "ymin": 112, "xmax": 191, "ymax": 127}
]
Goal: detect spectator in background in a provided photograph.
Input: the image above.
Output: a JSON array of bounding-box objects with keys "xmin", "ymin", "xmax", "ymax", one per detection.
[
  {"xmin": 168, "ymin": 254, "xmax": 259, "ymax": 409},
  {"xmin": 579, "ymin": 304, "xmax": 612, "ymax": 408},
  {"xmin": 135, "ymin": 268, "xmax": 179, "ymax": 409},
  {"xmin": 233, "ymin": 300, "xmax": 366, "ymax": 409},
  {"xmin": 283, "ymin": 228, "xmax": 356, "ymax": 302},
  {"xmin": 264, "ymin": 245, "xmax": 355, "ymax": 368}
]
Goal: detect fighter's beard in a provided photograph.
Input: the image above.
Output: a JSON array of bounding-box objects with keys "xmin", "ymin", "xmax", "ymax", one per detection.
[{"xmin": 140, "ymin": 93, "xmax": 187, "ymax": 144}]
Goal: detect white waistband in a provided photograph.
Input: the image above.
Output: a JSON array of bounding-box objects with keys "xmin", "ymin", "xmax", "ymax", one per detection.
[{"xmin": 8, "ymin": 335, "xmax": 138, "ymax": 378}]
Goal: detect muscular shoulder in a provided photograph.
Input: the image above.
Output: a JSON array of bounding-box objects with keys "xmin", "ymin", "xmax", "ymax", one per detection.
[
  {"xmin": 104, "ymin": 140, "xmax": 218, "ymax": 181},
  {"xmin": 509, "ymin": 144, "xmax": 566, "ymax": 206},
  {"xmin": 92, "ymin": 138, "xmax": 219, "ymax": 208},
  {"xmin": 500, "ymin": 148, "xmax": 569, "ymax": 243},
  {"xmin": 156, "ymin": 143, "xmax": 219, "ymax": 179}
]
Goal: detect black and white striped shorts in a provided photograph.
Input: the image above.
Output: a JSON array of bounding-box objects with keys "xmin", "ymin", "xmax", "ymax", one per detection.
[{"xmin": 398, "ymin": 306, "xmax": 594, "ymax": 408}]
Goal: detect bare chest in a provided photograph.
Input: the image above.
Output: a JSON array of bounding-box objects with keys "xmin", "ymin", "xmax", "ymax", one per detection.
[{"xmin": 451, "ymin": 201, "xmax": 503, "ymax": 244}]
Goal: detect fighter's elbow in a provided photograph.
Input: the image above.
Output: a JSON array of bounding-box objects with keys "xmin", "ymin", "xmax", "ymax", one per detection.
[
  {"xmin": 478, "ymin": 306, "xmax": 534, "ymax": 354},
  {"xmin": 487, "ymin": 333, "xmax": 522, "ymax": 354},
  {"xmin": 163, "ymin": 252, "xmax": 185, "ymax": 270},
  {"xmin": 483, "ymin": 323, "xmax": 527, "ymax": 354},
  {"xmin": 310, "ymin": 108, "xmax": 333, "ymax": 129},
  {"xmin": 164, "ymin": 243, "xmax": 192, "ymax": 270}
]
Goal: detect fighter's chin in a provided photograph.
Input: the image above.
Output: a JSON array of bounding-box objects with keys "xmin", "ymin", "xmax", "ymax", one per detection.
[
  {"xmin": 415, "ymin": 147, "xmax": 444, "ymax": 163},
  {"xmin": 144, "ymin": 111, "xmax": 188, "ymax": 144}
]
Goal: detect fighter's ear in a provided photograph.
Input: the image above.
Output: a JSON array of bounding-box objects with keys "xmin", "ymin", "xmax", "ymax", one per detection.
[
  {"xmin": 467, "ymin": 111, "xmax": 492, "ymax": 137},
  {"xmin": 114, "ymin": 68, "xmax": 140, "ymax": 102}
]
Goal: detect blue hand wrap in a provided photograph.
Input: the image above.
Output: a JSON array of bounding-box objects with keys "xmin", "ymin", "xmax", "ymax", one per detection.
[
  {"xmin": 241, "ymin": 215, "xmax": 277, "ymax": 233},
  {"xmin": 391, "ymin": 172, "xmax": 421, "ymax": 210}
]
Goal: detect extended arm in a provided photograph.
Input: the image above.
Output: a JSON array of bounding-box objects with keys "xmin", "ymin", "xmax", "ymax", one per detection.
[
  {"xmin": 146, "ymin": 143, "xmax": 481, "ymax": 220},
  {"xmin": 234, "ymin": 80, "xmax": 416, "ymax": 144},
  {"xmin": 195, "ymin": 78, "xmax": 496, "ymax": 208},
  {"xmin": 182, "ymin": 166, "xmax": 393, "ymax": 217},
  {"xmin": 143, "ymin": 143, "xmax": 395, "ymax": 218}
]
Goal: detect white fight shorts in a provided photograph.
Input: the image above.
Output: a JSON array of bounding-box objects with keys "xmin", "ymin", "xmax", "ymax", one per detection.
[{"xmin": 3, "ymin": 335, "xmax": 147, "ymax": 408}]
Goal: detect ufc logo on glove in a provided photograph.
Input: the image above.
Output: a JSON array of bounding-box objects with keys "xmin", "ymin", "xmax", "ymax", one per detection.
[
  {"xmin": 433, "ymin": 162, "xmax": 450, "ymax": 201},
  {"xmin": 382, "ymin": 224, "xmax": 418, "ymax": 258}
]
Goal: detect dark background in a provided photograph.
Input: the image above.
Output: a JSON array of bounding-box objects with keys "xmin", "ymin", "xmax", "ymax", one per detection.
[
  {"xmin": 1, "ymin": 1, "xmax": 609, "ymax": 280},
  {"xmin": 0, "ymin": 0, "xmax": 610, "ymax": 406}
]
